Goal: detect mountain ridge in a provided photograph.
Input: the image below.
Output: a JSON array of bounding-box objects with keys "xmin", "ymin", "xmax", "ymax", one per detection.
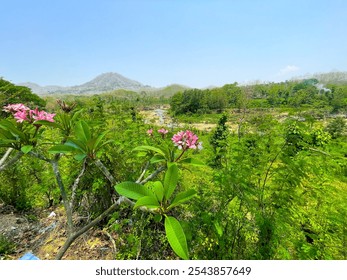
[{"xmin": 19, "ymin": 72, "xmax": 153, "ymax": 95}]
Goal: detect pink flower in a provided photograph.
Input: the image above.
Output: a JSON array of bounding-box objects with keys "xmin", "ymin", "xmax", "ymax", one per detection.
[
  {"xmin": 14, "ymin": 110, "xmax": 28, "ymax": 123},
  {"xmin": 147, "ymin": 128, "xmax": 153, "ymax": 136},
  {"xmin": 3, "ymin": 103, "xmax": 55, "ymax": 124},
  {"xmin": 158, "ymin": 128, "xmax": 168, "ymax": 135},
  {"xmin": 30, "ymin": 108, "xmax": 56, "ymax": 122},
  {"xmin": 3, "ymin": 103, "xmax": 30, "ymax": 113},
  {"xmin": 172, "ymin": 130, "xmax": 202, "ymax": 150}
]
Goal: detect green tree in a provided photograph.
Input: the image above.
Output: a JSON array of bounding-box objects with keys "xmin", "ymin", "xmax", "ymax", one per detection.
[
  {"xmin": 0, "ymin": 78, "xmax": 46, "ymax": 117},
  {"xmin": 326, "ymin": 117, "xmax": 346, "ymax": 139},
  {"xmin": 209, "ymin": 114, "xmax": 229, "ymax": 166}
]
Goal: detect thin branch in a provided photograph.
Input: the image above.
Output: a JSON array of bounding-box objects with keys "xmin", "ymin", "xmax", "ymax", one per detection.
[
  {"xmin": 94, "ymin": 159, "xmax": 117, "ymax": 185},
  {"xmin": 0, "ymin": 148, "xmax": 13, "ymax": 166},
  {"xmin": 139, "ymin": 165, "xmax": 166, "ymax": 185},
  {"xmin": 308, "ymin": 147, "xmax": 331, "ymax": 156},
  {"xmin": 51, "ymin": 160, "xmax": 74, "ymax": 234},
  {"xmin": 102, "ymin": 229, "xmax": 117, "ymax": 259},
  {"xmin": 0, "ymin": 150, "xmax": 24, "ymax": 172},
  {"xmin": 259, "ymin": 142, "xmax": 286, "ymax": 209},
  {"xmin": 136, "ymin": 161, "xmax": 150, "ymax": 183},
  {"xmin": 54, "ymin": 195, "xmax": 141, "ymax": 259},
  {"xmin": 54, "ymin": 159, "xmax": 163, "ymax": 260},
  {"xmin": 28, "ymin": 151, "xmax": 51, "ymax": 163},
  {"xmin": 55, "ymin": 196, "xmax": 124, "ymax": 260},
  {"xmin": 70, "ymin": 158, "xmax": 87, "ymax": 210},
  {"xmin": 116, "ymin": 195, "xmax": 135, "ymax": 207}
]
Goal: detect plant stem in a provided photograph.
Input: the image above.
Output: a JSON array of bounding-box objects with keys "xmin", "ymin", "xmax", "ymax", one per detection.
[
  {"xmin": 0, "ymin": 150, "xmax": 24, "ymax": 172},
  {"xmin": 94, "ymin": 158, "xmax": 117, "ymax": 185},
  {"xmin": 51, "ymin": 160, "xmax": 74, "ymax": 234},
  {"xmin": 174, "ymin": 149, "xmax": 186, "ymax": 162}
]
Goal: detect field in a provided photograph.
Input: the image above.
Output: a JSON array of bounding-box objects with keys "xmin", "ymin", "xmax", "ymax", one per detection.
[{"xmin": 1, "ymin": 78, "xmax": 346, "ymax": 260}]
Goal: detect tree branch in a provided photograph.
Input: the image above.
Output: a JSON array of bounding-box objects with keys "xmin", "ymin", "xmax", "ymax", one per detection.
[
  {"xmin": 139, "ymin": 165, "xmax": 166, "ymax": 184},
  {"xmin": 55, "ymin": 195, "xmax": 127, "ymax": 260},
  {"xmin": 51, "ymin": 160, "xmax": 74, "ymax": 234},
  {"xmin": 94, "ymin": 159, "xmax": 117, "ymax": 185},
  {"xmin": 54, "ymin": 159, "xmax": 163, "ymax": 260},
  {"xmin": 0, "ymin": 148, "xmax": 13, "ymax": 166},
  {"xmin": 0, "ymin": 149, "xmax": 24, "ymax": 172},
  {"xmin": 136, "ymin": 161, "xmax": 150, "ymax": 183},
  {"xmin": 28, "ymin": 151, "xmax": 51, "ymax": 163},
  {"xmin": 70, "ymin": 158, "xmax": 87, "ymax": 210}
]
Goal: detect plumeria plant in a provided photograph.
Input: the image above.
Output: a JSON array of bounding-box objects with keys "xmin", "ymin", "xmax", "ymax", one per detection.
[
  {"xmin": 135, "ymin": 128, "xmax": 204, "ymax": 165},
  {"xmin": 114, "ymin": 129, "xmax": 204, "ymax": 259},
  {"xmin": 1, "ymin": 103, "xmax": 204, "ymax": 260},
  {"xmin": 0, "ymin": 103, "xmax": 55, "ymax": 152}
]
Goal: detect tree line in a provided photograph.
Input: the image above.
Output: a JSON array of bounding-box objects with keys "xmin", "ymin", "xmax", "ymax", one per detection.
[{"xmin": 170, "ymin": 79, "xmax": 347, "ymax": 115}]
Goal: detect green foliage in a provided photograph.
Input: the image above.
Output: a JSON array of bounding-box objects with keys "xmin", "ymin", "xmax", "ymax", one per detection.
[
  {"xmin": 0, "ymin": 235, "xmax": 16, "ymax": 256},
  {"xmin": 0, "ymin": 78, "xmax": 46, "ymax": 117},
  {"xmin": 114, "ymin": 162, "xmax": 196, "ymax": 259},
  {"xmin": 1, "ymin": 81, "xmax": 346, "ymax": 260},
  {"xmin": 164, "ymin": 163, "xmax": 179, "ymax": 200},
  {"xmin": 325, "ymin": 117, "xmax": 346, "ymax": 139},
  {"xmin": 115, "ymin": 182, "xmax": 151, "ymax": 200},
  {"xmin": 164, "ymin": 216, "xmax": 189, "ymax": 260},
  {"xmin": 170, "ymin": 88, "xmax": 228, "ymax": 115},
  {"xmin": 49, "ymin": 120, "xmax": 112, "ymax": 160},
  {"xmin": 209, "ymin": 114, "xmax": 229, "ymax": 166}
]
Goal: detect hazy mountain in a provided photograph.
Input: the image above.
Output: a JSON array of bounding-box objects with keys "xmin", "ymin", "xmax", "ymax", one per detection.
[
  {"xmin": 293, "ymin": 71, "xmax": 347, "ymax": 85},
  {"xmin": 19, "ymin": 72, "xmax": 153, "ymax": 95},
  {"xmin": 147, "ymin": 84, "xmax": 190, "ymax": 97}
]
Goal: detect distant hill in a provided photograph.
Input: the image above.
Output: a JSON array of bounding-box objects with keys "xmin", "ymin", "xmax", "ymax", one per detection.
[
  {"xmin": 19, "ymin": 72, "xmax": 153, "ymax": 95},
  {"xmin": 146, "ymin": 84, "xmax": 190, "ymax": 97},
  {"xmin": 293, "ymin": 71, "xmax": 347, "ymax": 85}
]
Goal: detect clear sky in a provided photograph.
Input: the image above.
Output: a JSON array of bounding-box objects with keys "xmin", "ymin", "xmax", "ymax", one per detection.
[{"xmin": 1, "ymin": 0, "xmax": 346, "ymax": 88}]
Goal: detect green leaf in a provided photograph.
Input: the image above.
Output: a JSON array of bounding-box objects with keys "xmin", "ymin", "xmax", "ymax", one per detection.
[
  {"xmin": 74, "ymin": 154, "xmax": 87, "ymax": 161},
  {"xmin": 0, "ymin": 128, "xmax": 16, "ymax": 140},
  {"xmin": 164, "ymin": 163, "xmax": 179, "ymax": 200},
  {"xmin": 95, "ymin": 139, "xmax": 113, "ymax": 152},
  {"xmin": 34, "ymin": 120, "xmax": 61, "ymax": 129},
  {"xmin": 94, "ymin": 131, "xmax": 110, "ymax": 151},
  {"xmin": 179, "ymin": 157, "xmax": 205, "ymax": 166},
  {"xmin": 134, "ymin": 196, "xmax": 160, "ymax": 210},
  {"xmin": 71, "ymin": 109, "xmax": 84, "ymax": 122},
  {"xmin": 164, "ymin": 216, "xmax": 189, "ymax": 260},
  {"xmin": 0, "ymin": 139, "xmax": 17, "ymax": 147},
  {"xmin": 153, "ymin": 214, "xmax": 162, "ymax": 223},
  {"xmin": 152, "ymin": 181, "xmax": 164, "ymax": 202},
  {"xmin": 213, "ymin": 221, "xmax": 223, "ymax": 237},
  {"xmin": 0, "ymin": 120, "xmax": 26, "ymax": 140},
  {"xmin": 65, "ymin": 139, "xmax": 86, "ymax": 152},
  {"xmin": 167, "ymin": 189, "xmax": 197, "ymax": 210},
  {"xmin": 150, "ymin": 154, "xmax": 166, "ymax": 164},
  {"xmin": 115, "ymin": 182, "xmax": 150, "ymax": 200},
  {"xmin": 48, "ymin": 144, "xmax": 78, "ymax": 154},
  {"xmin": 20, "ymin": 145, "xmax": 33, "ymax": 154},
  {"xmin": 133, "ymin": 145, "xmax": 166, "ymax": 157},
  {"xmin": 75, "ymin": 121, "xmax": 91, "ymax": 143}
]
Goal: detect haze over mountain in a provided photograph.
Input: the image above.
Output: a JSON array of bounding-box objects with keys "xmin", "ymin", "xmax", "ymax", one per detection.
[
  {"xmin": 17, "ymin": 71, "xmax": 347, "ymax": 97},
  {"xmin": 294, "ymin": 71, "xmax": 347, "ymax": 85},
  {"xmin": 19, "ymin": 72, "xmax": 153, "ymax": 95}
]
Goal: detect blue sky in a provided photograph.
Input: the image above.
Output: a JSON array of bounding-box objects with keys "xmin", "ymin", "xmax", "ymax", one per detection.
[{"xmin": 1, "ymin": 0, "xmax": 346, "ymax": 88}]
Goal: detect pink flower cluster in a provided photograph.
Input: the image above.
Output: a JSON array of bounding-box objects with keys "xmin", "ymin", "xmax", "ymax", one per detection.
[
  {"xmin": 3, "ymin": 103, "xmax": 55, "ymax": 123},
  {"xmin": 147, "ymin": 128, "xmax": 153, "ymax": 136},
  {"xmin": 146, "ymin": 128, "xmax": 169, "ymax": 137},
  {"xmin": 158, "ymin": 128, "xmax": 168, "ymax": 135},
  {"xmin": 171, "ymin": 130, "xmax": 203, "ymax": 150},
  {"xmin": 3, "ymin": 103, "xmax": 30, "ymax": 113}
]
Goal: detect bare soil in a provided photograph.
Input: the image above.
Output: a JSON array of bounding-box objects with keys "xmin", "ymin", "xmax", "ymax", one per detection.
[{"xmin": 0, "ymin": 204, "xmax": 115, "ymax": 260}]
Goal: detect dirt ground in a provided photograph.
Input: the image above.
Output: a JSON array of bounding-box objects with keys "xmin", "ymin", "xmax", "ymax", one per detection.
[
  {"xmin": 139, "ymin": 108, "xmax": 220, "ymax": 132},
  {"xmin": 0, "ymin": 204, "xmax": 116, "ymax": 260}
]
